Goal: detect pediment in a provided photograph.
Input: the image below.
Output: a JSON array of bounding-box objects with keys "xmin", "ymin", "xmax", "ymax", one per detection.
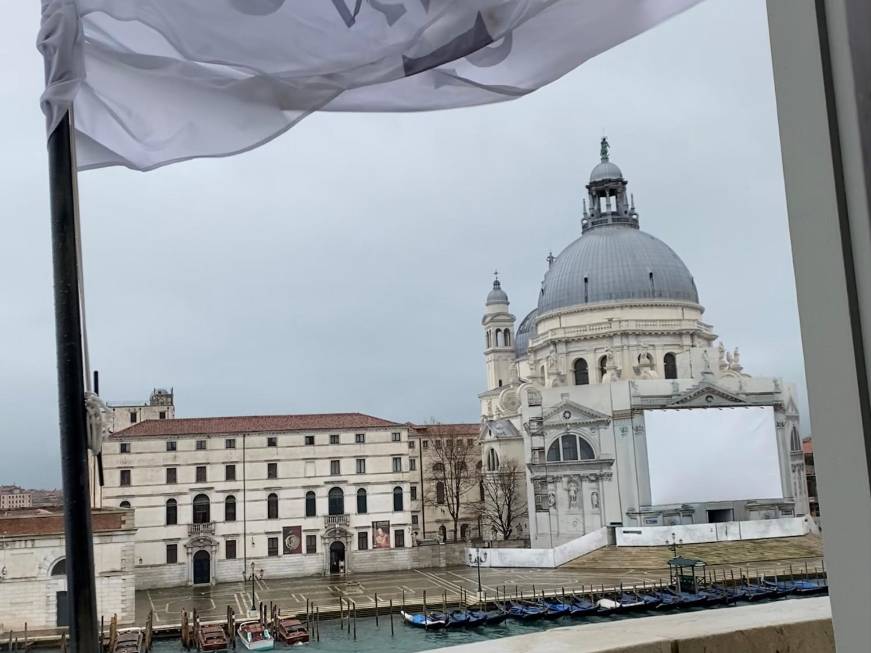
[
  {"xmin": 666, "ymin": 381, "xmax": 747, "ymax": 408},
  {"xmin": 482, "ymin": 419, "xmax": 521, "ymax": 440},
  {"xmin": 542, "ymin": 400, "xmax": 611, "ymax": 427}
]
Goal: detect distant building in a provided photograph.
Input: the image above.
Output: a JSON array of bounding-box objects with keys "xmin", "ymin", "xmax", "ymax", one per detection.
[
  {"xmin": 478, "ymin": 140, "xmax": 810, "ymax": 547},
  {"xmin": 408, "ymin": 423, "xmax": 482, "ymax": 543},
  {"xmin": 0, "ymin": 507, "xmax": 135, "ymax": 631},
  {"xmin": 802, "ymin": 437, "xmax": 819, "ymax": 519},
  {"xmin": 109, "ymin": 387, "xmax": 176, "ymax": 431},
  {"xmin": 99, "ymin": 410, "xmax": 419, "ymax": 588},
  {"xmin": 0, "ymin": 487, "xmax": 32, "ymax": 510}
]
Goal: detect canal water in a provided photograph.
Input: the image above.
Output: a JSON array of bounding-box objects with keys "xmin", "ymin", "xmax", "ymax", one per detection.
[
  {"xmin": 145, "ymin": 611, "xmax": 645, "ymax": 653},
  {"xmin": 37, "ymin": 602, "xmax": 740, "ymax": 652}
]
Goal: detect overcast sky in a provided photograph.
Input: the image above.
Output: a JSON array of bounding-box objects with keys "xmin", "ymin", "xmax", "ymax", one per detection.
[{"xmin": 0, "ymin": 0, "xmax": 807, "ymax": 490}]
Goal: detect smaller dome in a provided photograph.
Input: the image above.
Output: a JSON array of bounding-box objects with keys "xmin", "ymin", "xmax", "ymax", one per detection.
[
  {"xmin": 514, "ymin": 309, "xmax": 538, "ymax": 358},
  {"xmin": 590, "ymin": 160, "xmax": 623, "ymax": 182},
  {"xmin": 486, "ymin": 279, "xmax": 509, "ymax": 305}
]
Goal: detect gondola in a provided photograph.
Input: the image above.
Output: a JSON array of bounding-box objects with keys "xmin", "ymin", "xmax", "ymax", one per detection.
[
  {"xmin": 741, "ymin": 582, "xmax": 778, "ymax": 602},
  {"xmin": 505, "ymin": 600, "xmax": 546, "ymax": 621},
  {"xmin": 400, "ymin": 610, "xmax": 447, "ymax": 629},
  {"xmin": 464, "ymin": 609, "xmax": 490, "ymax": 627},
  {"xmin": 480, "ymin": 608, "xmax": 509, "ymax": 625},
  {"xmin": 629, "ymin": 590, "xmax": 662, "ymax": 609},
  {"xmin": 566, "ymin": 595, "xmax": 599, "ymax": 616},
  {"xmin": 614, "ymin": 592, "xmax": 646, "ymax": 612},
  {"xmin": 664, "ymin": 587, "xmax": 708, "ymax": 608},
  {"xmin": 444, "ymin": 609, "xmax": 472, "ymax": 628},
  {"xmin": 537, "ymin": 598, "xmax": 572, "ymax": 618},
  {"xmin": 595, "ymin": 597, "xmax": 622, "ymax": 616},
  {"xmin": 697, "ymin": 586, "xmax": 733, "ymax": 606},
  {"xmin": 762, "ymin": 579, "xmax": 827, "ymax": 596}
]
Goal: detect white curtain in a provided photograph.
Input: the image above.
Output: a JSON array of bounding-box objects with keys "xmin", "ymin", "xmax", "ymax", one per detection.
[{"xmin": 39, "ymin": 0, "xmax": 701, "ymax": 171}]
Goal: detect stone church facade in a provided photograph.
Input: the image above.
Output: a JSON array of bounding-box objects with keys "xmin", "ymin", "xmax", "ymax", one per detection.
[{"xmin": 479, "ymin": 139, "xmax": 809, "ymax": 547}]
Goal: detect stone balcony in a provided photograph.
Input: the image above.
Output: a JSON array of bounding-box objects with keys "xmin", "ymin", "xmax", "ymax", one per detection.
[
  {"xmin": 529, "ymin": 318, "xmax": 714, "ymax": 348},
  {"xmin": 188, "ymin": 521, "xmax": 215, "ymax": 536},
  {"xmin": 324, "ymin": 514, "xmax": 349, "ymax": 527}
]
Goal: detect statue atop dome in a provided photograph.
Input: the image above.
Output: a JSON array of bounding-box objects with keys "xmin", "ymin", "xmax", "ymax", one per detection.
[{"xmin": 600, "ymin": 136, "xmax": 610, "ymax": 161}]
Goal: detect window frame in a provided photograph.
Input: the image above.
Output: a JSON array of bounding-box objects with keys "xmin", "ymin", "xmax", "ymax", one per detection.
[
  {"xmin": 195, "ymin": 439, "xmax": 206, "ymax": 450},
  {"xmin": 225, "ymin": 464, "xmax": 236, "ymax": 481},
  {"xmin": 226, "ymin": 539, "xmax": 237, "ymax": 560},
  {"xmin": 166, "ymin": 440, "xmax": 177, "ymax": 452},
  {"xmin": 166, "ymin": 543, "xmax": 178, "ymax": 564},
  {"xmin": 267, "ymin": 462, "xmax": 278, "ymax": 479},
  {"xmin": 195, "ymin": 466, "xmax": 207, "ymax": 483},
  {"xmin": 166, "ymin": 467, "xmax": 177, "ymax": 484},
  {"xmin": 119, "ymin": 469, "xmax": 131, "ymax": 487},
  {"xmin": 267, "ymin": 536, "xmax": 279, "ymax": 557}
]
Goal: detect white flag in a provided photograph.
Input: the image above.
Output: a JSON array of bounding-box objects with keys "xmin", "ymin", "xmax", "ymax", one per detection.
[{"xmin": 39, "ymin": 0, "xmax": 701, "ymax": 171}]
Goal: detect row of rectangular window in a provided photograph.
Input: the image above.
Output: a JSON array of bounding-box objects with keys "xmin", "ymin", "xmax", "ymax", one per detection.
[
  {"xmin": 122, "ymin": 434, "xmax": 485, "ymax": 455},
  {"xmin": 147, "ymin": 432, "xmax": 406, "ymax": 454},
  {"xmin": 120, "ymin": 457, "xmax": 409, "ymax": 486},
  {"xmin": 166, "ymin": 530, "xmax": 407, "ymax": 564}
]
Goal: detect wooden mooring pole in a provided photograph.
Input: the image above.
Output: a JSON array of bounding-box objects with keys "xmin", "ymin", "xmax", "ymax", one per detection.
[
  {"xmin": 375, "ymin": 593, "xmax": 379, "ymax": 626},
  {"xmin": 315, "ymin": 606, "xmax": 320, "ymax": 642},
  {"xmin": 390, "ymin": 599, "xmax": 394, "ymax": 637},
  {"xmin": 353, "ymin": 601, "xmax": 357, "ymax": 641}
]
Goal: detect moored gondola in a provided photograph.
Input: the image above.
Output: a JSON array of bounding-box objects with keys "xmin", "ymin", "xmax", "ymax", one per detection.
[{"xmin": 400, "ymin": 610, "xmax": 447, "ymax": 629}]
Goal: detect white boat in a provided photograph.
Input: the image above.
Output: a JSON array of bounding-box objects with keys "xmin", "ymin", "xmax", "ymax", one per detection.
[
  {"xmin": 400, "ymin": 610, "xmax": 447, "ymax": 628},
  {"xmin": 237, "ymin": 623, "xmax": 275, "ymax": 651}
]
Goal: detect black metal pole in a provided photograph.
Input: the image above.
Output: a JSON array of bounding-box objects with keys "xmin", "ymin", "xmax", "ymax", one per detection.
[
  {"xmin": 46, "ymin": 111, "xmax": 99, "ymax": 653},
  {"xmin": 476, "ymin": 549, "xmax": 482, "ymax": 594}
]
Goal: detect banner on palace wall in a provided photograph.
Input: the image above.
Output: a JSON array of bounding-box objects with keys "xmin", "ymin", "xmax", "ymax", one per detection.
[
  {"xmin": 372, "ymin": 521, "xmax": 391, "ymax": 549},
  {"xmin": 283, "ymin": 526, "xmax": 302, "ymax": 555}
]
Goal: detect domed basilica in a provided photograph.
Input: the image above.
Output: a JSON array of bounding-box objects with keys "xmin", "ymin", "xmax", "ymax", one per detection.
[{"xmin": 479, "ymin": 139, "xmax": 809, "ymax": 547}]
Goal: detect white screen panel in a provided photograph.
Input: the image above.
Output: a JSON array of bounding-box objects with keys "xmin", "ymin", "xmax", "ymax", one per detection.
[{"xmin": 645, "ymin": 406, "xmax": 782, "ymax": 504}]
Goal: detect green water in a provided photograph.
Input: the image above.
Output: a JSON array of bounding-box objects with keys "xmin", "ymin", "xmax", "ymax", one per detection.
[{"xmin": 39, "ymin": 596, "xmax": 820, "ymax": 653}]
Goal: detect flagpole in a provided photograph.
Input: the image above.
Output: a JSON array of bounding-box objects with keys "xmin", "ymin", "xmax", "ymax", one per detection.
[{"xmin": 46, "ymin": 110, "xmax": 99, "ymax": 653}]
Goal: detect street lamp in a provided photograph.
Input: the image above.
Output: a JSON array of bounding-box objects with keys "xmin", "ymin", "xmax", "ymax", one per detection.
[
  {"xmin": 469, "ymin": 547, "xmax": 487, "ymax": 595},
  {"xmin": 246, "ymin": 562, "xmax": 264, "ymax": 611}
]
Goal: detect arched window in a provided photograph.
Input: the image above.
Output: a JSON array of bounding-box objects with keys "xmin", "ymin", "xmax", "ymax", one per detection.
[
  {"xmin": 225, "ymin": 495, "xmax": 236, "ymax": 522},
  {"xmin": 357, "ymin": 488, "xmax": 367, "ymax": 514},
  {"xmin": 495, "ymin": 330, "xmax": 502, "ymax": 347},
  {"xmin": 305, "ymin": 491, "xmax": 316, "ymax": 517},
  {"xmin": 486, "ymin": 448, "xmax": 499, "ymax": 471},
  {"xmin": 790, "ymin": 427, "xmax": 801, "ymax": 452},
  {"xmin": 328, "ymin": 487, "xmax": 344, "ymax": 515},
  {"xmin": 547, "ymin": 440, "xmax": 561, "ymax": 462},
  {"xmin": 574, "ymin": 358, "xmax": 589, "ymax": 385},
  {"xmin": 267, "ymin": 493, "xmax": 278, "ymax": 519},
  {"xmin": 504, "ymin": 331, "xmax": 511, "ymax": 346},
  {"xmin": 599, "ymin": 355, "xmax": 608, "ymax": 381},
  {"xmin": 479, "ymin": 479, "xmax": 485, "ymax": 501},
  {"xmin": 664, "ymin": 352, "xmax": 677, "ymax": 379},
  {"xmin": 436, "ymin": 481, "xmax": 446, "ymax": 504},
  {"xmin": 486, "ymin": 331, "xmax": 491, "ymax": 348},
  {"xmin": 561, "ymin": 434, "xmax": 579, "ymax": 461},
  {"xmin": 393, "ymin": 486, "xmax": 403, "ymax": 512},
  {"xmin": 547, "ymin": 435, "xmax": 595, "ymax": 462},
  {"xmin": 460, "ymin": 523, "xmax": 469, "ymax": 540},
  {"xmin": 192, "ymin": 494, "xmax": 210, "ymax": 524},
  {"xmin": 165, "ymin": 498, "xmax": 177, "ymax": 525},
  {"xmin": 51, "ymin": 558, "xmax": 66, "ymax": 576},
  {"xmin": 433, "ymin": 462, "xmax": 444, "ymax": 473},
  {"xmin": 119, "ymin": 500, "xmax": 131, "ymax": 509},
  {"xmin": 438, "ymin": 524, "xmax": 447, "ymax": 542},
  {"xmin": 476, "ymin": 460, "xmax": 483, "ymax": 473}
]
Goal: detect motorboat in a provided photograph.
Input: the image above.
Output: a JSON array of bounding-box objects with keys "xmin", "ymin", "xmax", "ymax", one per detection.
[
  {"xmin": 275, "ymin": 617, "xmax": 309, "ymax": 645},
  {"xmin": 237, "ymin": 623, "xmax": 274, "ymax": 651}
]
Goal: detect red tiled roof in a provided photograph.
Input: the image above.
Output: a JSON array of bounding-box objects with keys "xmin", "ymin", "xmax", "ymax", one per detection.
[
  {"xmin": 802, "ymin": 438, "xmax": 814, "ymax": 455},
  {"xmin": 0, "ymin": 508, "xmax": 132, "ymax": 537},
  {"xmin": 408, "ymin": 423, "xmax": 480, "ymax": 437},
  {"xmin": 112, "ymin": 412, "xmax": 400, "ymax": 439}
]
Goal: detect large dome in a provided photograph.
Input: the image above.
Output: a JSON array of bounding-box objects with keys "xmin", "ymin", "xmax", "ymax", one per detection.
[{"xmin": 537, "ymin": 225, "xmax": 699, "ymax": 314}]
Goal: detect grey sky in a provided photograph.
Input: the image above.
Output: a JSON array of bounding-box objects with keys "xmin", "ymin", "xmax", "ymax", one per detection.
[{"xmin": 0, "ymin": 0, "xmax": 806, "ymax": 489}]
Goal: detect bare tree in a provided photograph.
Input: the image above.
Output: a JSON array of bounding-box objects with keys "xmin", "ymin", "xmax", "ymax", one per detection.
[
  {"xmin": 477, "ymin": 460, "xmax": 527, "ymax": 541},
  {"xmin": 423, "ymin": 423, "xmax": 479, "ymax": 542}
]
